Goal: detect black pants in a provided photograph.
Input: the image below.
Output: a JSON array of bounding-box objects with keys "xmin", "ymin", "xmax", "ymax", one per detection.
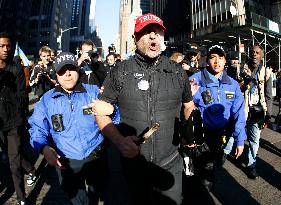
[
  {"xmin": 1, "ymin": 127, "xmax": 27, "ymax": 201},
  {"xmin": 193, "ymin": 132, "xmax": 224, "ymax": 189},
  {"xmin": 56, "ymin": 154, "xmax": 106, "ymax": 205},
  {"xmin": 122, "ymin": 154, "xmax": 183, "ymax": 205}
]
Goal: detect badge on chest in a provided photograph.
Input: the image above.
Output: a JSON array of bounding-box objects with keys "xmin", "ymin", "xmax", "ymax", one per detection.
[{"xmin": 225, "ymin": 91, "xmax": 235, "ymax": 100}]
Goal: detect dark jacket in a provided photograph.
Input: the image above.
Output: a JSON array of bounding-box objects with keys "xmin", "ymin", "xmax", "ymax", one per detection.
[
  {"xmin": 80, "ymin": 61, "xmax": 107, "ymax": 87},
  {"xmin": 0, "ymin": 63, "xmax": 27, "ymax": 131},
  {"xmin": 100, "ymin": 53, "xmax": 192, "ymax": 167},
  {"xmin": 29, "ymin": 63, "xmax": 56, "ymax": 97}
]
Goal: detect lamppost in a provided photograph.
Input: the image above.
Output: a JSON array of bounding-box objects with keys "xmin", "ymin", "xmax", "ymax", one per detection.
[{"xmin": 57, "ymin": 27, "xmax": 78, "ymax": 51}]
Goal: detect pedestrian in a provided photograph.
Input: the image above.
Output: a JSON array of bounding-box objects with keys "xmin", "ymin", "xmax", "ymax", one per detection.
[
  {"xmin": 224, "ymin": 44, "xmax": 272, "ymax": 179},
  {"xmin": 186, "ymin": 48, "xmax": 200, "ymax": 74},
  {"xmin": 105, "ymin": 53, "xmax": 116, "ymax": 73},
  {"xmin": 29, "ymin": 46, "xmax": 56, "ymax": 98},
  {"xmin": 91, "ymin": 13, "xmax": 193, "ymax": 205},
  {"xmin": 226, "ymin": 51, "xmax": 240, "ymax": 81},
  {"xmin": 0, "ymin": 32, "xmax": 35, "ymax": 205},
  {"xmin": 50, "ymin": 48, "xmax": 56, "ymax": 63},
  {"xmin": 188, "ymin": 45, "xmax": 246, "ymax": 191},
  {"xmin": 28, "ymin": 52, "xmax": 119, "ymax": 205},
  {"xmin": 77, "ymin": 39, "xmax": 107, "ymax": 86},
  {"xmin": 169, "ymin": 51, "xmax": 184, "ymax": 64}
]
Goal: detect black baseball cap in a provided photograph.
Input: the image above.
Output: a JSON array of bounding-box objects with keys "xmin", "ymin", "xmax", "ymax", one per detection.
[
  {"xmin": 54, "ymin": 52, "xmax": 78, "ymax": 73},
  {"xmin": 207, "ymin": 45, "xmax": 226, "ymax": 59}
]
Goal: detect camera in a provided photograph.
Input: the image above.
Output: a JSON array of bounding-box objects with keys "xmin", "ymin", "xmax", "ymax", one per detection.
[
  {"xmin": 240, "ymin": 72, "xmax": 256, "ymax": 86},
  {"xmin": 88, "ymin": 50, "xmax": 99, "ymax": 59},
  {"xmin": 201, "ymin": 90, "xmax": 213, "ymax": 105},
  {"xmin": 40, "ymin": 71, "xmax": 48, "ymax": 78},
  {"xmin": 51, "ymin": 114, "xmax": 64, "ymax": 132}
]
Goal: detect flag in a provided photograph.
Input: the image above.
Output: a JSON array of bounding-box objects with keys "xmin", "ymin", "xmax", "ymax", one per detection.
[{"xmin": 14, "ymin": 42, "xmax": 31, "ymax": 67}]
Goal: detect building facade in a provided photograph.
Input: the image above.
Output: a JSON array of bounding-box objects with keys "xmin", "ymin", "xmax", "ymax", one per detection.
[
  {"xmin": 189, "ymin": 0, "xmax": 281, "ymax": 67},
  {"xmin": 23, "ymin": 0, "xmax": 73, "ymax": 56},
  {"xmin": 69, "ymin": 0, "xmax": 91, "ymax": 53},
  {"xmin": 0, "ymin": 0, "xmax": 33, "ymax": 53}
]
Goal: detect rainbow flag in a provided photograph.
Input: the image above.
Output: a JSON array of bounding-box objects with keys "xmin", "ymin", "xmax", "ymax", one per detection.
[{"xmin": 14, "ymin": 42, "xmax": 31, "ymax": 67}]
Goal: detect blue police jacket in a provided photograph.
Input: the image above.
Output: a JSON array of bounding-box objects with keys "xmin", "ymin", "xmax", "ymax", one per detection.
[
  {"xmin": 29, "ymin": 83, "xmax": 120, "ymax": 160},
  {"xmin": 190, "ymin": 68, "xmax": 246, "ymax": 146}
]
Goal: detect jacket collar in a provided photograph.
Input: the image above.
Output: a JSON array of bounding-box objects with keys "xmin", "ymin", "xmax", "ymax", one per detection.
[
  {"xmin": 134, "ymin": 51, "xmax": 161, "ymax": 69},
  {"xmin": 201, "ymin": 68, "xmax": 232, "ymax": 86},
  {"xmin": 51, "ymin": 81, "xmax": 86, "ymax": 98}
]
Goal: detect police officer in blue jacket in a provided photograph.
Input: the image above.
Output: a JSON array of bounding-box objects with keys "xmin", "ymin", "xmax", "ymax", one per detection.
[
  {"xmin": 28, "ymin": 52, "xmax": 119, "ymax": 205},
  {"xmin": 189, "ymin": 45, "xmax": 246, "ymax": 192}
]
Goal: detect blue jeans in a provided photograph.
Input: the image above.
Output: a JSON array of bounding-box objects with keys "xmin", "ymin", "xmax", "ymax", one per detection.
[
  {"xmin": 246, "ymin": 122, "xmax": 261, "ymax": 168},
  {"xmin": 223, "ymin": 122, "xmax": 261, "ymax": 168}
]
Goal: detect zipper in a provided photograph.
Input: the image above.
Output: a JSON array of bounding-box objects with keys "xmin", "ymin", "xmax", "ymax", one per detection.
[
  {"xmin": 67, "ymin": 93, "xmax": 74, "ymax": 111},
  {"xmin": 160, "ymin": 151, "xmax": 179, "ymax": 167},
  {"xmin": 147, "ymin": 69, "xmax": 154, "ymax": 162}
]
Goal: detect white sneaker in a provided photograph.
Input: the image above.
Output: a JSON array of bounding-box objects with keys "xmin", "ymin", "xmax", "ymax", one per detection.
[
  {"xmin": 26, "ymin": 173, "xmax": 37, "ymax": 186},
  {"xmin": 18, "ymin": 200, "xmax": 26, "ymax": 205}
]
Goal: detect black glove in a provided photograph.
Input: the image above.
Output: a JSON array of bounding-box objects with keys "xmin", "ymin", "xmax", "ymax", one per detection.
[{"xmin": 180, "ymin": 117, "xmax": 195, "ymax": 145}]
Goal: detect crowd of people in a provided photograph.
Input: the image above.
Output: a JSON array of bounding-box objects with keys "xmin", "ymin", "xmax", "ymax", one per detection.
[{"xmin": 0, "ymin": 12, "xmax": 281, "ymax": 205}]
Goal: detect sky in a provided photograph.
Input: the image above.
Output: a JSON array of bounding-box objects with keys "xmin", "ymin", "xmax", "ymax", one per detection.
[{"xmin": 95, "ymin": 0, "xmax": 120, "ymax": 54}]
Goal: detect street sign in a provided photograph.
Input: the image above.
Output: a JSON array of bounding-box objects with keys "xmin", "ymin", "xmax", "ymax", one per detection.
[{"xmin": 239, "ymin": 44, "xmax": 245, "ymax": 53}]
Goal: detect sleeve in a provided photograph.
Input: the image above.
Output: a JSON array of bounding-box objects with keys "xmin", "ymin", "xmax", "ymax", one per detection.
[
  {"xmin": 15, "ymin": 65, "xmax": 27, "ymax": 111},
  {"xmin": 265, "ymin": 75, "xmax": 273, "ymax": 117},
  {"xmin": 92, "ymin": 62, "xmax": 107, "ymax": 85},
  {"xmin": 111, "ymin": 104, "xmax": 120, "ymax": 125},
  {"xmin": 29, "ymin": 65, "xmax": 40, "ymax": 87},
  {"xmin": 99, "ymin": 66, "xmax": 123, "ymax": 104},
  {"xmin": 182, "ymin": 71, "xmax": 192, "ymax": 103},
  {"xmin": 231, "ymin": 82, "xmax": 247, "ymax": 146},
  {"xmin": 28, "ymin": 98, "xmax": 51, "ymax": 153}
]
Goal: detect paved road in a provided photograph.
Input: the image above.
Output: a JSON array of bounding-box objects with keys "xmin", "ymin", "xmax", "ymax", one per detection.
[{"xmin": 1, "ymin": 94, "xmax": 281, "ymax": 204}]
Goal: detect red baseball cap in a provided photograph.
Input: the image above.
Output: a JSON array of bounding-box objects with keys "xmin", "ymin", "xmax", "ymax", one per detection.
[{"xmin": 134, "ymin": 13, "xmax": 166, "ymax": 33}]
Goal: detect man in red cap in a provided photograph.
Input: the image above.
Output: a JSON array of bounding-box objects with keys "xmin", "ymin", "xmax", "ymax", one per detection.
[{"xmin": 91, "ymin": 13, "xmax": 193, "ymax": 205}]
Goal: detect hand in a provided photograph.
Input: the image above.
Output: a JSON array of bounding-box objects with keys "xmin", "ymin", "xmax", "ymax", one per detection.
[
  {"xmin": 77, "ymin": 51, "xmax": 91, "ymax": 66},
  {"xmin": 262, "ymin": 115, "xmax": 271, "ymax": 129},
  {"xmin": 116, "ymin": 136, "xmax": 139, "ymax": 158},
  {"xmin": 42, "ymin": 146, "xmax": 62, "ymax": 167},
  {"xmin": 100, "ymin": 86, "xmax": 104, "ymax": 94},
  {"xmin": 88, "ymin": 100, "xmax": 114, "ymax": 116},
  {"xmin": 186, "ymin": 144, "xmax": 196, "ymax": 148},
  {"xmin": 189, "ymin": 78, "xmax": 200, "ymax": 96},
  {"xmin": 235, "ymin": 145, "xmax": 244, "ymax": 159},
  {"xmin": 181, "ymin": 138, "xmax": 196, "ymax": 148},
  {"xmin": 35, "ymin": 72, "xmax": 42, "ymax": 83}
]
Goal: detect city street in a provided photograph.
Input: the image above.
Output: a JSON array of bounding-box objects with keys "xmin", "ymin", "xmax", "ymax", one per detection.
[{"xmin": 0, "ymin": 94, "xmax": 281, "ymax": 205}]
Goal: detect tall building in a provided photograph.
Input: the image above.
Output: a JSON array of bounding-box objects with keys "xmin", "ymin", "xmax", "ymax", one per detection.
[
  {"xmin": 140, "ymin": 0, "xmax": 150, "ymax": 13},
  {"xmin": 23, "ymin": 0, "xmax": 73, "ymax": 56},
  {"xmin": 0, "ymin": 0, "xmax": 33, "ymax": 51},
  {"xmin": 69, "ymin": 0, "xmax": 91, "ymax": 53},
  {"xmin": 89, "ymin": 0, "xmax": 96, "ymax": 33},
  {"xmin": 189, "ymin": 0, "xmax": 281, "ymax": 66},
  {"xmin": 119, "ymin": 0, "xmax": 133, "ymax": 58},
  {"xmin": 150, "ymin": 0, "xmax": 190, "ymax": 55}
]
